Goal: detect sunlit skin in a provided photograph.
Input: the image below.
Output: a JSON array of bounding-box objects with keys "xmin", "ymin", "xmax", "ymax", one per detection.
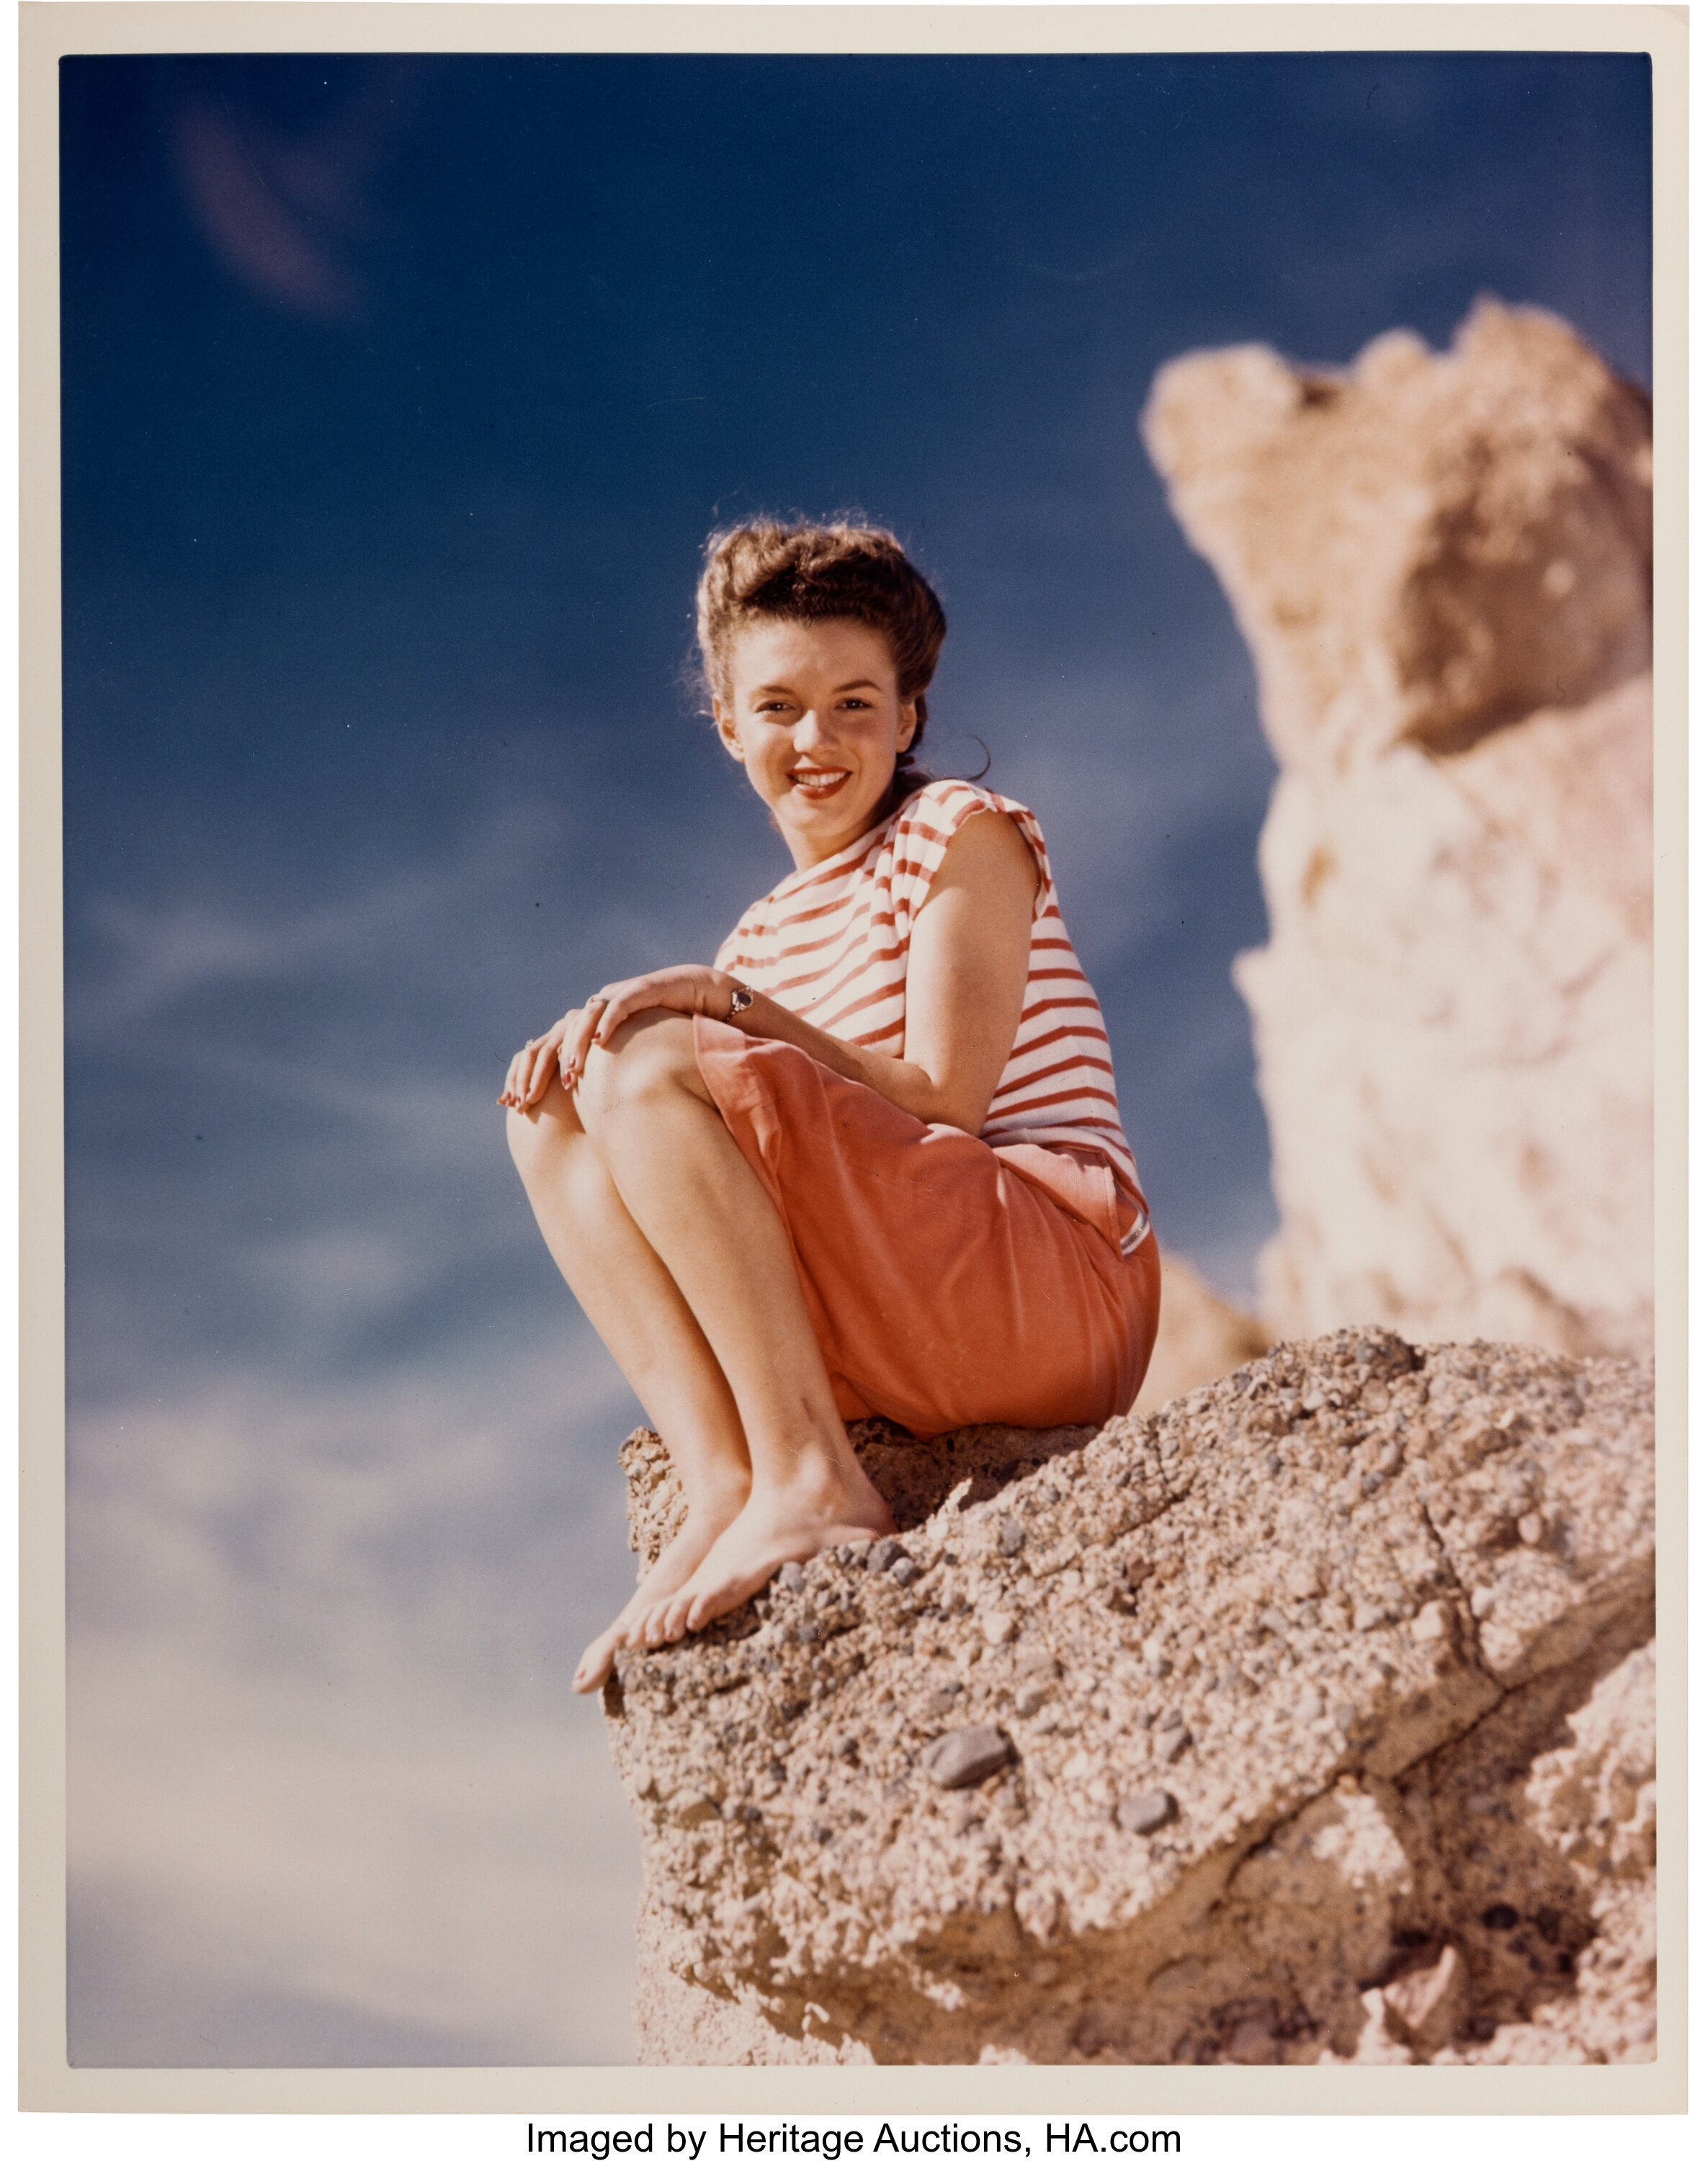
[{"xmin": 501, "ymin": 619, "xmax": 1040, "ymax": 1691}]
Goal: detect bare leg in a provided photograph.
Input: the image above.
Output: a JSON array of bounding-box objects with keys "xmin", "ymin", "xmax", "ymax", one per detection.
[
  {"xmin": 507, "ymin": 1078, "xmax": 754, "ymax": 1691},
  {"xmin": 574, "ymin": 1012, "xmax": 894, "ymax": 1644}
]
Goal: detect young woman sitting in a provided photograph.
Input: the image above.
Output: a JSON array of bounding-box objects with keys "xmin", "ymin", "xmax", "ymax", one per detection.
[{"xmin": 500, "ymin": 521, "xmax": 1161, "ymax": 1694}]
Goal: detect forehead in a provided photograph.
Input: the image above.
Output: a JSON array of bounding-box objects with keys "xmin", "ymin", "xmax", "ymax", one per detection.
[{"xmin": 726, "ymin": 615, "xmax": 895, "ymax": 686}]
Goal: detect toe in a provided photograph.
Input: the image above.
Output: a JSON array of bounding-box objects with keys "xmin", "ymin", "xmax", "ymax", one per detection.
[{"xmin": 572, "ymin": 1636, "xmax": 614, "ymax": 1695}]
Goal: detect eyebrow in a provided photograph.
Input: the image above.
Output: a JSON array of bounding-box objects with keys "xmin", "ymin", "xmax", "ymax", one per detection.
[{"xmin": 752, "ymin": 678, "xmax": 884, "ymax": 697}]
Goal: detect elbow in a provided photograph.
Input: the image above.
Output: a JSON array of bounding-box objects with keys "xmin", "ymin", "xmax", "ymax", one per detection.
[{"xmin": 934, "ymin": 1096, "xmax": 991, "ymax": 1138}]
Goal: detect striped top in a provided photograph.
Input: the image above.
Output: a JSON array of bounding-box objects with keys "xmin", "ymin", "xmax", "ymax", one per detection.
[{"xmin": 717, "ymin": 778, "xmax": 1148, "ymax": 1235}]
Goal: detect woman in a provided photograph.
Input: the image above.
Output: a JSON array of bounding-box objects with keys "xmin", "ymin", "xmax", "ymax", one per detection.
[{"xmin": 501, "ymin": 522, "xmax": 1161, "ymax": 1694}]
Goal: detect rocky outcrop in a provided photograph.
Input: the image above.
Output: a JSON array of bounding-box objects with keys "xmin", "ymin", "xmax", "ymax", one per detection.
[
  {"xmin": 1142, "ymin": 302, "xmax": 1653, "ymax": 1358},
  {"xmin": 603, "ymin": 1330, "xmax": 1654, "ymax": 2063}
]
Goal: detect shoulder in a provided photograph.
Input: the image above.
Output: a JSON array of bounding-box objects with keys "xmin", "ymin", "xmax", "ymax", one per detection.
[
  {"xmin": 903, "ymin": 777, "xmax": 1045, "ymax": 875},
  {"xmin": 896, "ymin": 777, "xmax": 1031, "ymax": 837},
  {"xmin": 885, "ymin": 782, "xmax": 1040, "ymax": 913}
]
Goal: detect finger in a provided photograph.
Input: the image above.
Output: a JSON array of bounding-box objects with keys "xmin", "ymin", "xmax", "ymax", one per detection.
[
  {"xmin": 591, "ymin": 980, "xmax": 666, "ymax": 1046},
  {"xmin": 524, "ymin": 1043, "xmax": 558, "ymax": 1104},
  {"xmin": 561, "ymin": 1005, "xmax": 602, "ymax": 1080},
  {"xmin": 586, "ymin": 990, "xmax": 622, "ymax": 1046}
]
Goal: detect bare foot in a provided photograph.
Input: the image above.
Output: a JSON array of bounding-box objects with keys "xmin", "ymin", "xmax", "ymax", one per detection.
[
  {"xmin": 630, "ymin": 1471, "xmax": 895, "ymax": 1650},
  {"xmin": 572, "ymin": 1487, "xmax": 747, "ymax": 1694}
]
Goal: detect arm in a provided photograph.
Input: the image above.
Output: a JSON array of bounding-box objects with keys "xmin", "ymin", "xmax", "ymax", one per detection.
[
  {"xmin": 735, "ymin": 807, "xmax": 1039, "ymax": 1133},
  {"xmin": 500, "ymin": 809, "xmax": 1039, "ymax": 1135}
]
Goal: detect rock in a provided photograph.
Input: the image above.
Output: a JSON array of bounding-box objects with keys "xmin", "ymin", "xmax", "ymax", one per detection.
[
  {"xmin": 1384, "ymin": 1943, "xmax": 1470, "ymax": 2054},
  {"xmin": 923, "ymin": 1725, "xmax": 1015, "ymax": 1791},
  {"xmin": 1143, "ymin": 300, "xmax": 1653, "ymax": 1361},
  {"xmin": 603, "ymin": 1330, "xmax": 1653, "ymax": 2063},
  {"xmin": 1117, "ymin": 1791, "xmax": 1176, "ymax": 1835},
  {"xmin": 1410, "ymin": 1601, "xmax": 1450, "ymax": 1646}
]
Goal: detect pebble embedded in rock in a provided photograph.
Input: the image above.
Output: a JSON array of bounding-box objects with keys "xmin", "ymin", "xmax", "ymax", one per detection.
[
  {"xmin": 1158, "ymin": 1727, "xmax": 1193, "ymax": 1764},
  {"xmin": 1471, "ymin": 1586, "xmax": 1497, "ymax": 1618},
  {"xmin": 922, "ymin": 1724, "xmax": 1014, "ymax": 1790},
  {"xmin": 1117, "ymin": 1789, "xmax": 1177, "ymax": 1834},
  {"xmin": 866, "ymin": 1538, "xmax": 902, "ymax": 1575},
  {"xmin": 997, "ymin": 1518, "xmax": 1026, "ymax": 1557},
  {"xmin": 777, "ymin": 1562, "xmax": 806, "ymax": 1593}
]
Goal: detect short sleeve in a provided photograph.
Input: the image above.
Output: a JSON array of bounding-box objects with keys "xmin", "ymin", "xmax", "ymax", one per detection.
[
  {"xmin": 888, "ymin": 780, "xmax": 1004, "ymax": 931},
  {"xmin": 890, "ymin": 779, "xmax": 1050, "ymax": 931}
]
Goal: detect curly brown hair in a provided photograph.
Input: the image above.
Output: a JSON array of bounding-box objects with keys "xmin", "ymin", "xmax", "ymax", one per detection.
[{"xmin": 695, "ymin": 519, "xmax": 949, "ymax": 803}]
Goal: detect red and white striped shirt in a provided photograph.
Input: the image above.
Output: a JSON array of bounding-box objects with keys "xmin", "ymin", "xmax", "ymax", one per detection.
[{"xmin": 716, "ymin": 779, "xmax": 1148, "ymax": 1243}]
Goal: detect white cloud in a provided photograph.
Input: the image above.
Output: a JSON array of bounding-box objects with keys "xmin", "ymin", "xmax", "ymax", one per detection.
[
  {"xmin": 68, "ymin": 1343, "xmax": 653, "ymax": 2064},
  {"xmin": 70, "ymin": 1638, "xmax": 639, "ymax": 2064}
]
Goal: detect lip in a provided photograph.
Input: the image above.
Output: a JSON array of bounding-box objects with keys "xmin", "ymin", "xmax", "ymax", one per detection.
[{"xmin": 787, "ymin": 767, "xmax": 853, "ymax": 796}]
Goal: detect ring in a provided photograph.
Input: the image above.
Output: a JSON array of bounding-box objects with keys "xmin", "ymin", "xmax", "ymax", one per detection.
[{"xmin": 587, "ymin": 994, "xmax": 608, "ymax": 1009}]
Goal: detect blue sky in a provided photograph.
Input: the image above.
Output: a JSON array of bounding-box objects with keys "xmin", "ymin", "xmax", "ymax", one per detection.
[{"xmin": 60, "ymin": 49, "xmax": 1651, "ymax": 2064}]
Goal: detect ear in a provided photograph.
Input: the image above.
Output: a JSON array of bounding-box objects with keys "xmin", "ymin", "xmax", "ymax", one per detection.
[
  {"xmin": 896, "ymin": 699, "xmax": 920, "ymax": 754},
  {"xmin": 712, "ymin": 699, "xmax": 745, "ymax": 761}
]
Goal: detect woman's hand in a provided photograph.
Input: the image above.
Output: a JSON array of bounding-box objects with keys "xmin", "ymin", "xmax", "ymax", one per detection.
[
  {"xmin": 498, "ymin": 967, "xmax": 739, "ymax": 1109},
  {"xmin": 498, "ymin": 1015, "xmax": 573, "ymax": 1109}
]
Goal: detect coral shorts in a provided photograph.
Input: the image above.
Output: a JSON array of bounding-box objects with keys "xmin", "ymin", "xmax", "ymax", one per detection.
[{"xmin": 694, "ymin": 1016, "xmax": 1161, "ymax": 1437}]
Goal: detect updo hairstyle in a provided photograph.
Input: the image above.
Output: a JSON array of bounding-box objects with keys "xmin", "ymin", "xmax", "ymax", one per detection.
[{"xmin": 696, "ymin": 519, "xmax": 948, "ymax": 806}]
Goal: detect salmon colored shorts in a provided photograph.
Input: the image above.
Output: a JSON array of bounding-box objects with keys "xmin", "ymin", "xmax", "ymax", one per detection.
[{"xmin": 694, "ymin": 1016, "xmax": 1161, "ymax": 1437}]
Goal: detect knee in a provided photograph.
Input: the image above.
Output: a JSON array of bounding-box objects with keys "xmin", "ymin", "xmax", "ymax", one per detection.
[
  {"xmin": 506, "ymin": 1073, "xmax": 584, "ymax": 1181},
  {"xmin": 576, "ymin": 1012, "xmax": 700, "ymax": 1125}
]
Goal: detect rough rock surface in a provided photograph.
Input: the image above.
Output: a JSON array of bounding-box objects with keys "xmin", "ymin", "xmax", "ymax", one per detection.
[
  {"xmin": 1142, "ymin": 303, "xmax": 1653, "ymax": 1357},
  {"xmin": 603, "ymin": 1330, "xmax": 1654, "ymax": 2064}
]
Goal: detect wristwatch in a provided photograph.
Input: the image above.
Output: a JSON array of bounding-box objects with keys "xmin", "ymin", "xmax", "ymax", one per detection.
[{"xmin": 726, "ymin": 981, "xmax": 755, "ymax": 1021}]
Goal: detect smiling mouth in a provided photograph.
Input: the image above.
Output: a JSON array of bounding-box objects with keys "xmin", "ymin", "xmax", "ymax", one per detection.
[{"xmin": 788, "ymin": 768, "xmax": 852, "ymax": 798}]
